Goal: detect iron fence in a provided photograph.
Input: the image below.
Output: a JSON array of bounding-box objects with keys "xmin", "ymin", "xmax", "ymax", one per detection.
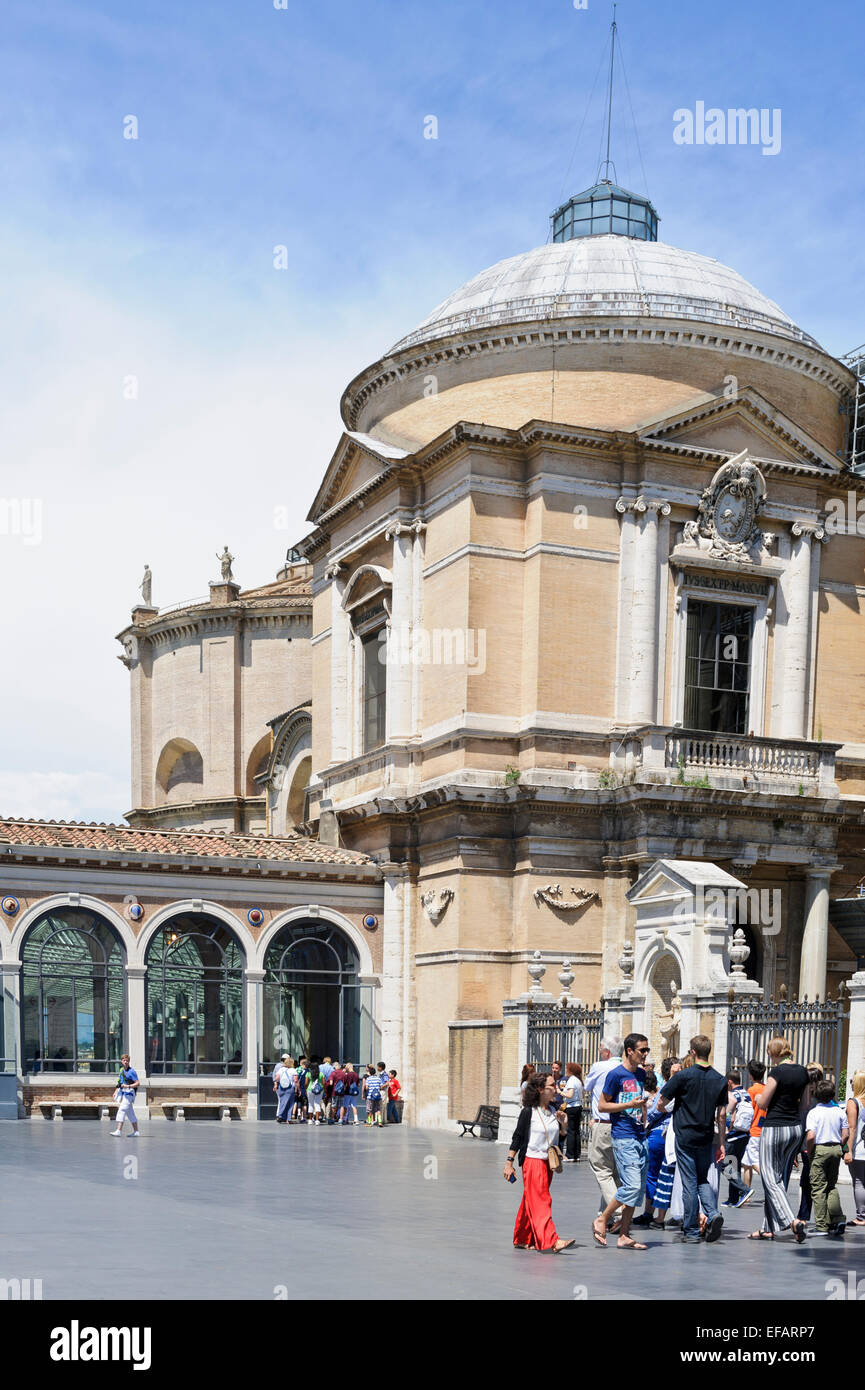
[
  {"xmin": 727, "ymin": 995, "xmax": 848, "ymax": 1081},
  {"xmin": 526, "ymin": 1001, "xmax": 603, "ymax": 1146}
]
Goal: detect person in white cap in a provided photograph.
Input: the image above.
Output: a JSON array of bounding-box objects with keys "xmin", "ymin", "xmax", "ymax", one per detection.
[{"xmin": 274, "ymin": 1054, "xmax": 297, "ymax": 1124}]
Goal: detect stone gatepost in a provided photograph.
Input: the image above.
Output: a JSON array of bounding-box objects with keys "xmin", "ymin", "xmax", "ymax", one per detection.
[
  {"xmin": 845, "ymin": 971, "xmax": 865, "ymax": 1095},
  {"xmin": 625, "ymin": 859, "xmax": 763, "ymax": 1069},
  {"xmin": 497, "ymin": 952, "xmax": 555, "ymax": 1144}
]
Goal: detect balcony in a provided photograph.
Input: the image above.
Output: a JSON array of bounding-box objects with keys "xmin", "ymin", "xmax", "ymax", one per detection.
[{"xmin": 614, "ymin": 727, "xmax": 840, "ymax": 796}]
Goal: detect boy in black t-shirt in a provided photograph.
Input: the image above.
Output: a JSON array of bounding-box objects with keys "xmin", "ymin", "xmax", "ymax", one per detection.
[{"xmin": 657, "ymin": 1034, "xmax": 728, "ymax": 1244}]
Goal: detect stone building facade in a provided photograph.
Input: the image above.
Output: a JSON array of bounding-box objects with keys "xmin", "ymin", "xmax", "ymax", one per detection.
[{"xmin": 4, "ymin": 183, "xmax": 864, "ymax": 1125}]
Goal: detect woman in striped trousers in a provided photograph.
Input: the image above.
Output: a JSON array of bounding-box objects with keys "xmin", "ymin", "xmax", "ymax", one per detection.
[{"xmin": 749, "ymin": 1038, "xmax": 810, "ymax": 1242}]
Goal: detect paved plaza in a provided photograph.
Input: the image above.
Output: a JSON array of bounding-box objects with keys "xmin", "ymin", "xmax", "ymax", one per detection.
[{"xmin": 0, "ymin": 1121, "xmax": 861, "ymax": 1301}]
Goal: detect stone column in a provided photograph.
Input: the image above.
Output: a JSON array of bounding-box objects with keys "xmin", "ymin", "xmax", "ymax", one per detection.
[
  {"xmin": 845, "ymin": 972, "xmax": 865, "ymax": 1097},
  {"xmin": 617, "ymin": 497, "xmax": 670, "ymax": 726},
  {"xmin": 0, "ymin": 961, "xmax": 22, "ymax": 1118},
  {"xmin": 799, "ymin": 869, "xmax": 832, "ymax": 999},
  {"xmin": 385, "ymin": 523, "xmax": 414, "ymax": 742},
  {"xmin": 380, "ymin": 864, "xmax": 408, "ymax": 1091},
  {"xmin": 410, "ymin": 520, "xmax": 426, "ymax": 735},
  {"xmin": 498, "ymin": 1000, "xmax": 531, "ymax": 1144},
  {"xmin": 244, "ymin": 968, "xmax": 266, "ymax": 1120},
  {"xmin": 325, "ymin": 563, "xmax": 350, "ymax": 763},
  {"xmin": 125, "ymin": 965, "xmax": 148, "ymax": 1118},
  {"xmin": 779, "ymin": 523, "xmax": 822, "ymax": 740}
]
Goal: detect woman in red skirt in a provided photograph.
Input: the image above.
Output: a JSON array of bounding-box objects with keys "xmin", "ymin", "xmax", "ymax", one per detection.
[{"xmin": 504, "ymin": 1072, "xmax": 574, "ymax": 1252}]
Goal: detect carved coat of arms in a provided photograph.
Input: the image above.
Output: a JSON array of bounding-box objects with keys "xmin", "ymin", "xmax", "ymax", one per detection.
[{"xmin": 680, "ymin": 451, "xmax": 773, "ymax": 562}]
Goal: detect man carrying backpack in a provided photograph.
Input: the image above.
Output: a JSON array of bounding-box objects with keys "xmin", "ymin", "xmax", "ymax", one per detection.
[
  {"xmin": 308, "ymin": 1067, "xmax": 325, "ymax": 1124},
  {"xmin": 722, "ymin": 1070, "xmax": 754, "ymax": 1208},
  {"xmin": 275, "ymin": 1054, "xmax": 298, "ymax": 1124},
  {"xmin": 330, "ymin": 1062, "xmax": 348, "ymax": 1123}
]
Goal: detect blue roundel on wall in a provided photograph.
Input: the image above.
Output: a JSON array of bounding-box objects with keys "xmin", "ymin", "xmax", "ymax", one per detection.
[
  {"xmin": 362, "ymin": 914, "xmax": 378, "ymax": 931},
  {"xmin": 127, "ymin": 902, "xmax": 145, "ymax": 922},
  {"xmin": 1, "ymin": 896, "xmax": 19, "ymax": 916},
  {"xmin": 247, "ymin": 908, "xmax": 264, "ymax": 927}
]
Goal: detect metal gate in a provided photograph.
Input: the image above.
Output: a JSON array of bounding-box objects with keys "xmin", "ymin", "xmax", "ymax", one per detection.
[
  {"xmin": 728, "ymin": 994, "xmax": 848, "ymax": 1081},
  {"xmin": 526, "ymin": 1002, "xmax": 603, "ymax": 1074}
]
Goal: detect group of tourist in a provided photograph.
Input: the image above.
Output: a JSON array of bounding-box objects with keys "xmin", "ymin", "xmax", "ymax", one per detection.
[
  {"xmin": 271, "ymin": 1056, "xmax": 402, "ymax": 1126},
  {"xmin": 504, "ymin": 1032, "xmax": 865, "ymax": 1254}
]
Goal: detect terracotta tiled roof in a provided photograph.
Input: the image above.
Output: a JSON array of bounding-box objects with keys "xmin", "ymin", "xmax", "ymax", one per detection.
[
  {"xmin": 0, "ymin": 818, "xmax": 374, "ymax": 869},
  {"xmin": 240, "ymin": 575, "xmax": 312, "ymax": 600}
]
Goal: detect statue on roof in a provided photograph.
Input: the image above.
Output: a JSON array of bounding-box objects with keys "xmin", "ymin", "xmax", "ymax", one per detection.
[
  {"xmin": 216, "ymin": 546, "xmax": 235, "ymax": 582},
  {"xmin": 140, "ymin": 565, "xmax": 152, "ymax": 607}
]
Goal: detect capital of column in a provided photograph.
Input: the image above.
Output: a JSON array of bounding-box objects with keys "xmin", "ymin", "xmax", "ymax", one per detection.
[
  {"xmin": 616, "ymin": 495, "xmax": 671, "ymax": 517},
  {"xmin": 792, "ymin": 520, "xmax": 826, "ymax": 542},
  {"xmin": 379, "ymin": 861, "xmax": 410, "ymax": 881},
  {"xmin": 805, "ymin": 862, "xmax": 841, "ymax": 880},
  {"xmin": 324, "ymin": 561, "xmax": 345, "ymax": 581},
  {"xmin": 244, "ymin": 969, "xmax": 266, "ymax": 984},
  {"xmin": 385, "ymin": 520, "xmax": 412, "ymax": 542},
  {"xmin": 125, "ymin": 965, "xmax": 147, "ymax": 980}
]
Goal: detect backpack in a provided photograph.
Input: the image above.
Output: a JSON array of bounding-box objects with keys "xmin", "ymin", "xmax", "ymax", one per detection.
[
  {"xmin": 311, "ymin": 1078, "xmax": 323, "ymax": 1095},
  {"xmin": 278, "ymin": 1068, "xmax": 294, "ymax": 1091},
  {"xmin": 333, "ymin": 1077, "xmax": 346, "ymax": 1096},
  {"xmin": 348, "ymin": 1077, "xmax": 359, "ymax": 1096},
  {"xmin": 732, "ymin": 1090, "xmax": 754, "ymax": 1133}
]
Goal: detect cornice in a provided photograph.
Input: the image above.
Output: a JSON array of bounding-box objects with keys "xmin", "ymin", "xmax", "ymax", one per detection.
[{"xmin": 341, "ymin": 317, "xmax": 853, "ymax": 433}]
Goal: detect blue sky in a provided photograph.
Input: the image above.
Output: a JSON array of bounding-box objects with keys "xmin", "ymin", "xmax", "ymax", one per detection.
[{"xmin": 1, "ymin": 0, "xmax": 863, "ymax": 821}]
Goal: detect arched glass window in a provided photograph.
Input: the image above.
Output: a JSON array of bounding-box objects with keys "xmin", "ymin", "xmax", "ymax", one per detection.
[
  {"xmin": 22, "ymin": 908, "xmax": 125, "ymax": 1073},
  {"xmin": 146, "ymin": 914, "xmax": 244, "ymax": 1075},
  {"xmin": 263, "ymin": 921, "xmax": 377, "ymax": 1067}
]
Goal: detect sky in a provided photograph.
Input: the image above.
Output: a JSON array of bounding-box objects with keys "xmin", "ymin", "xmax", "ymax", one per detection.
[{"xmin": 1, "ymin": 0, "xmax": 864, "ymax": 824}]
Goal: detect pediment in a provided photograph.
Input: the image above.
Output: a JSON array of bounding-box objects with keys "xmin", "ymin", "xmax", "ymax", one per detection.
[
  {"xmin": 307, "ymin": 431, "xmax": 410, "ymax": 524},
  {"xmin": 627, "ymin": 858, "xmax": 747, "ymax": 905},
  {"xmin": 638, "ymin": 388, "xmax": 841, "ymax": 474},
  {"xmin": 631, "ymin": 871, "xmax": 689, "ymax": 902}
]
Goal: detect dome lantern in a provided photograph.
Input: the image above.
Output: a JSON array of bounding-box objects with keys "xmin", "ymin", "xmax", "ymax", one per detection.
[{"xmin": 550, "ymin": 180, "xmax": 659, "ymax": 244}]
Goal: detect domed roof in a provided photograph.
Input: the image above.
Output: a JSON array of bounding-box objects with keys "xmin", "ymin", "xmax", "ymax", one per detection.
[{"xmin": 389, "ymin": 235, "xmax": 818, "ymax": 355}]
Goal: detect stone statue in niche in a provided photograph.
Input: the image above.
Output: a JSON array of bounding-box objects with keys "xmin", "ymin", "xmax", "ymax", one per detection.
[{"xmin": 657, "ymin": 982, "xmax": 682, "ymax": 1058}]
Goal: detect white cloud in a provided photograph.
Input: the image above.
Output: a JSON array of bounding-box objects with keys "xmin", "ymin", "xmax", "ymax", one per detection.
[{"xmin": 0, "ymin": 771, "xmax": 132, "ymax": 825}]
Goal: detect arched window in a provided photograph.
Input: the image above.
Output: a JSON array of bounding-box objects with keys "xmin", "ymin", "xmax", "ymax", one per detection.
[
  {"xmin": 263, "ymin": 921, "xmax": 375, "ymax": 1067},
  {"xmin": 21, "ymin": 908, "xmax": 125, "ymax": 1073},
  {"xmin": 344, "ymin": 567, "xmax": 391, "ymax": 755},
  {"xmin": 146, "ymin": 914, "xmax": 244, "ymax": 1075}
]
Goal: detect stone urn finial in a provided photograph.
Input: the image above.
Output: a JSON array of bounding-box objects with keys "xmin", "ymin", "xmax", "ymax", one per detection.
[
  {"xmin": 618, "ymin": 941, "xmax": 635, "ymax": 981},
  {"xmin": 528, "ymin": 950, "xmax": 546, "ymax": 995},
  {"xmin": 557, "ymin": 959, "xmax": 575, "ymax": 1000},
  {"xmin": 729, "ymin": 927, "xmax": 750, "ymax": 980}
]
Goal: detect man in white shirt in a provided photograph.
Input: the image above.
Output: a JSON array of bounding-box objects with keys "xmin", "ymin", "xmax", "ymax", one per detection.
[{"xmin": 584, "ymin": 1036, "xmax": 624, "ymax": 1215}]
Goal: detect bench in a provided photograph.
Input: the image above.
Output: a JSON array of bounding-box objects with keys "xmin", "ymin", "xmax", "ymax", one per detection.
[
  {"xmin": 38, "ymin": 1102, "xmax": 112, "ymax": 1121},
  {"xmin": 457, "ymin": 1105, "xmax": 499, "ymax": 1139},
  {"xmin": 160, "ymin": 1103, "xmax": 239, "ymax": 1122}
]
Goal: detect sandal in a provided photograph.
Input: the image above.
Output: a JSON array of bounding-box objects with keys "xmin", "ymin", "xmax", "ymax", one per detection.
[
  {"xmin": 617, "ymin": 1236, "xmax": 648, "ymax": 1250},
  {"xmin": 553, "ymin": 1238, "xmax": 575, "ymax": 1253},
  {"xmin": 792, "ymin": 1220, "xmax": 807, "ymax": 1244},
  {"xmin": 748, "ymin": 1230, "xmax": 774, "ymax": 1240},
  {"xmin": 592, "ymin": 1218, "xmax": 607, "ymax": 1248}
]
